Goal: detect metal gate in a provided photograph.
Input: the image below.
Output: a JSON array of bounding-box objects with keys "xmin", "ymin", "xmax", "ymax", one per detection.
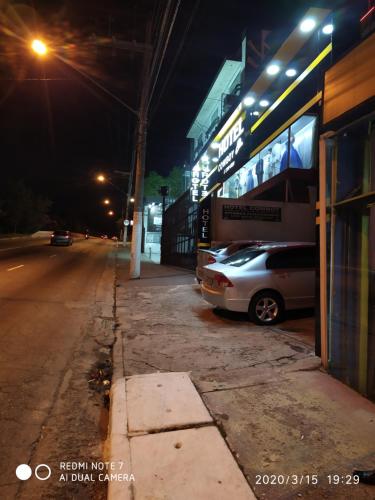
[{"xmin": 161, "ymin": 190, "xmax": 198, "ymax": 270}]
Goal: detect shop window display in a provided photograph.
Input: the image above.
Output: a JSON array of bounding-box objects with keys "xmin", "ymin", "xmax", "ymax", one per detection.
[{"xmin": 218, "ymin": 114, "xmax": 316, "ymax": 198}]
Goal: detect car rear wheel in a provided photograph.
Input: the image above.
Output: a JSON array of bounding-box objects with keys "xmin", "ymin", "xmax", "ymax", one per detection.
[{"xmin": 249, "ymin": 291, "xmax": 284, "ymax": 325}]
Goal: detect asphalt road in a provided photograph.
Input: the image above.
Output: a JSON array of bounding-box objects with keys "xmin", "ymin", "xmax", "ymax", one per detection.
[{"xmin": 0, "ymin": 236, "xmax": 115, "ymax": 499}]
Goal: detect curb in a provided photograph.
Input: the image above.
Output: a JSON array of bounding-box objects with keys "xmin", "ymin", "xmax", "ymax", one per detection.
[
  {"xmin": 107, "ymin": 249, "xmax": 133, "ymax": 500},
  {"xmin": 107, "ymin": 378, "xmax": 133, "ymax": 500}
]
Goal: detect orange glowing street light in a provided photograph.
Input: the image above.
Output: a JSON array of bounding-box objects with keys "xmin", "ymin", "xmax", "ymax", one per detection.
[
  {"xmin": 31, "ymin": 39, "xmax": 48, "ymax": 56},
  {"xmin": 104, "ymin": 199, "xmax": 110, "ymax": 205},
  {"xmin": 108, "ymin": 210, "xmax": 114, "ymax": 216},
  {"xmin": 97, "ymin": 174, "xmax": 106, "ymax": 183}
]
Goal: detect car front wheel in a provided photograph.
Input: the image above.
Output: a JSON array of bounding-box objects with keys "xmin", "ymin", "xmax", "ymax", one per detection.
[{"xmin": 249, "ymin": 291, "xmax": 284, "ymax": 325}]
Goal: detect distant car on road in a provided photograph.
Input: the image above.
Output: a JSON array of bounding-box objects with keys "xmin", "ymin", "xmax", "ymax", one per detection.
[
  {"xmin": 50, "ymin": 230, "xmax": 73, "ymax": 246},
  {"xmin": 201, "ymin": 242, "xmax": 316, "ymax": 325},
  {"xmin": 196, "ymin": 240, "xmax": 267, "ymax": 283}
]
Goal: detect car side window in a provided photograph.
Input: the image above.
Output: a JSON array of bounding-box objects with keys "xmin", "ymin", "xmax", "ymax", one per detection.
[
  {"xmin": 266, "ymin": 248, "xmax": 315, "ymax": 270},
  {"xmin": 222, "ymin": 249, "xmax": 264, "ymax": 267}
]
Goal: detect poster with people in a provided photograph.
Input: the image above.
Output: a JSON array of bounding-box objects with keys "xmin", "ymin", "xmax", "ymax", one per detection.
[{"xmin": 218, "ymin": 114, "xmax": 316, "ymax": 199}]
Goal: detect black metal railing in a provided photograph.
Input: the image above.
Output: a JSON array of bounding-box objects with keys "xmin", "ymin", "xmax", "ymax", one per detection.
[{"xmin": 161, "ymin": 190, "xmax": 198, "ymax": 270}]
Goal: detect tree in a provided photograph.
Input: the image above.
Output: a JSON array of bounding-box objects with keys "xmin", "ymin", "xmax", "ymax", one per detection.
[
  {"xmin": 144, "ymin": 166, "xmax": 185, "ymax": 200},
  {"xmin": 0, "ymin": 179, "xmax": 51, "ymax": 234},
  {"xmin": 167, "ymin": 166, "xmax": 185, "ymax": 199},
  {"xmin": 144, "ymin": 171, "xmax": 165, "ymax": 198}
]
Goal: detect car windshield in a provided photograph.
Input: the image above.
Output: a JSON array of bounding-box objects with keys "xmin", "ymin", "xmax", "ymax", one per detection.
[
  {"xmin": 222, "ymin": 249, "xmax": 264, "ymax": 267},
  {"xmin": 209, "ymin": 242, "xmax": 230, "ymax": 252},
  {"xmin": 54, "ymin": 230, "xmax": 69, "ymax": 236}
]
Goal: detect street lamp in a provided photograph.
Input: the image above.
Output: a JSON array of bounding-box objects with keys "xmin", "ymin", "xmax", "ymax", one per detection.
[
  {"xmin": 31, "ymin": 39, "xmax": 48, "ymax": 56},
  {"xmin": 108, "ymin": 210, "xmax": 114, "ymax": 216},
  {"xmin": 97, "ymin": 174, "xmax": 106, "ymax": 183},
  {"xmin": 104, "ymin": 199, "xmax": 110, "ymax": 205},
  {"xmin": 130, "ymin": 197, "xmax": 135, "ymax": 203}
]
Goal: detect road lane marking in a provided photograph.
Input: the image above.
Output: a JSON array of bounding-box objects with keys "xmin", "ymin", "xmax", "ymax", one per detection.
[
  {"xmin": 7, "ymin": 265, "xmax": 25, "ymax": 271},
  {"xmin": 0, "ymin": 246, "xmax": 31, "ymax": 252}
]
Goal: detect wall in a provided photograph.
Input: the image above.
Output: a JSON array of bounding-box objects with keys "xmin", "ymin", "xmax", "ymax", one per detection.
[
  {"xmin": 324, "ymin": 32, "xmax": 375, "ymax": 125},
  {"xmin": 212, "ymin": 196, "xmax": 315, "ymax": 243}
]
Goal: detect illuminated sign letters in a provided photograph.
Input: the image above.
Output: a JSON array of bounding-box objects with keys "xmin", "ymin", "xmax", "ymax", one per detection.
[
  {"xmin": 198, "ymin": 199, "xmax": 211, "ymax": 244},
  {"xmin": 191, "ymin": 161, "xmax": 210, "ymax": 202},
  {"xmin": 217, "ymin": 116, "xmax": 245, "ymax": 175}
]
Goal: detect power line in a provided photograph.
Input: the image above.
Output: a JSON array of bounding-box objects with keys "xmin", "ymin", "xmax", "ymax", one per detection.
[
  {"xmin": 147, "ymin": 0, "xmax": 181, "ymax": 111},
  {"xmin": 150, "ymin": 0, "xmax": 200, "ymax": 120},
  {"xmin": 147, "ymin": 0, "xmax": 174, "ymax": 100},
  {"xmin": 55, "ymin": 54, "xmax": 139, "ymax": 117}
]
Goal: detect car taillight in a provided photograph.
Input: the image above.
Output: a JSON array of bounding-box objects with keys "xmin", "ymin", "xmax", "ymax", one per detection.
[
  {"xmin": 207, "ymin": 255, "xmax": 216, "ymax": 264},
  {"xmin": 214, "ymin": 273, "xmax": 233, "ymax": 288}
]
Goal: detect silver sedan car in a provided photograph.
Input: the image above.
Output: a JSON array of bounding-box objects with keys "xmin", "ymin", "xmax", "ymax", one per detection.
[
  {"xmin": 201, "ymin": 242, "xmax": 315, "ymax": 325},
  {"xmin": 196, "ymin": 240, "xmax": 267, "ymax": 283}
]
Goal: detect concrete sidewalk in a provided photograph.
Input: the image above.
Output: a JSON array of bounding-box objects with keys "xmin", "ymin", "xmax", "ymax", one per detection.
[{"xmin": 108, "ymin": 248, "xmax": 375, "ymax": 499}]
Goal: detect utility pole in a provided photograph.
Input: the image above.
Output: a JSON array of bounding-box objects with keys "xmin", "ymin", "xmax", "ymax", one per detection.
[
  {"xmin": 122, "ymin": 164, "xmax": 134, "ymax": 246},
  {"xmin": 128, "ymin": 0, "xmax": 178, "ymax": 277},
  {"xmin": 129, "ymin": 25, "xmax": 152, "ymax": 279}
]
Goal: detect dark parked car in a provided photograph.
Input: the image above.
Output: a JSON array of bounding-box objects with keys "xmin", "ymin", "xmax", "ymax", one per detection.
[{"xmin": 50, "ymin": 230, "xmax": 73, "ymax": 246}]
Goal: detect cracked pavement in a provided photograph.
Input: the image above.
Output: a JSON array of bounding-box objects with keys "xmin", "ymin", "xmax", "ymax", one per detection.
[{"xmin": 115, "ymin": 253, "xmax": 375, "ymax": 500}]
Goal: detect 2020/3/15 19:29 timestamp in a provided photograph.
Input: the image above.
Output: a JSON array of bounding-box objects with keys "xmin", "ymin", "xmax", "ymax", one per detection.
[
  {"xmin": 327, "ymin": 474, "xmax": 360, "ymax": 485},
  {"xmin": 255, "ymin": 474, "xmax": 360, "ymax": 486}
]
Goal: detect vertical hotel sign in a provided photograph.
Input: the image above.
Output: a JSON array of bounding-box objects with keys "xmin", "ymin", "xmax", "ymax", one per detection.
[
  {"xmin": 190, "ymin": 155, "xmax": 210, "ymax": 202},
  {"xmin": 198, "ymin": 196, "xmax": 211, "ymax": 247}
]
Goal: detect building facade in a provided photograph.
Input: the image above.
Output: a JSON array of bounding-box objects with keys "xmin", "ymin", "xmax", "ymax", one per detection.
[
  {"xmin": 161, "ymin": 2, "xmax": 375, "ymax": 400},
  {"xmin": 319, "ymin": 27, "xmax": 375, "ymax": 401}
]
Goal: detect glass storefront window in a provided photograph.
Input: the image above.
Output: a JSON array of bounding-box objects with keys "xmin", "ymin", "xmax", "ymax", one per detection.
[
  {"xmin": 336, "ymin": 122, "xmax": 374, "ymax": 202},
  {"xmin": 218, "ymin": 114, "xmax": 316, "ymax": 199},
  {"xmin": 327, "ymin": 120, "xmax": 375, "ymax": 400},
  {"xmin": 290, "ymin": 115, "xmax": 316, "ymax": 169},
  {"xmin": 258, "ymin": 129, "xmax": 289, "ymax": 182}
]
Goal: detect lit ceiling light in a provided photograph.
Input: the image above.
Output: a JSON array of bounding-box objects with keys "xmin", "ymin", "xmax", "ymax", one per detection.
[
  {"xmin": 300, "ymin": 18, "xmax": 316, "ymax": 33},
  {"xmin": 285, "ymin": 68, "xmax": 297, "ymax": 77},
  {"xmin": 266, "ymin": 64, "xmax": 280, "ymax": 76},
  {"xmin": 259, "ymin": 99, "xmax": 269, "ymax": 107},
  {"xmin": 322, "ymin": 23, "xmax": 334, "ymax": 35},
  {"xmin": 212, "ymin": 157, "xmax": 218, "ymax": 162},
  {"xmin": 211, "ymin": 142, "xmax": 220, "ymax": 149},
  {"xmin": 202, "ymin": 154, "xmax": 209, "ymax": 162},
  {"xmin": 252, "ymin": 111, "xmax": 260, "ymax": 116},
  {"xmin": 243, "ymin": 96, "xmax": 255, "ymax": 106}
]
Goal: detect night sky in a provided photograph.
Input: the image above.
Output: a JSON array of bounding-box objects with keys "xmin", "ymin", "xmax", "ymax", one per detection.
[{"xmin": 0, "ymin": 0, "xmax": 358, "ymax": 233}]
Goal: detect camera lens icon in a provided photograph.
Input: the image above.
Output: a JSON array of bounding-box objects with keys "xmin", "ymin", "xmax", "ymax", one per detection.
[
  {"xmin": 15, "ymin": 464, "xmax": 32, "ymax": 481},
  {"xmin": 16, "ymin": 463, "xmax": 51, "ymax": 481},
  {"xmin": 35, "ymin": 464, "xmax": 51, "ymax": 480}
]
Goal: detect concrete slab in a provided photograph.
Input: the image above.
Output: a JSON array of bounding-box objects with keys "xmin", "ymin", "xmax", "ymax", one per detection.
[
  {"xmin": 203, "ymin": 370, "xmax": 375, "ymax": 499},
  {"xmin": 106, "ymin": 378, "xmax": 132, "ymax": 500},
  {"xmin": 126, "ymin": 372, "xmax": 213, "ymax": 433},
  {"xmin": 130, "ymin": 426, "xmax": 256, "ymax": 500}
]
